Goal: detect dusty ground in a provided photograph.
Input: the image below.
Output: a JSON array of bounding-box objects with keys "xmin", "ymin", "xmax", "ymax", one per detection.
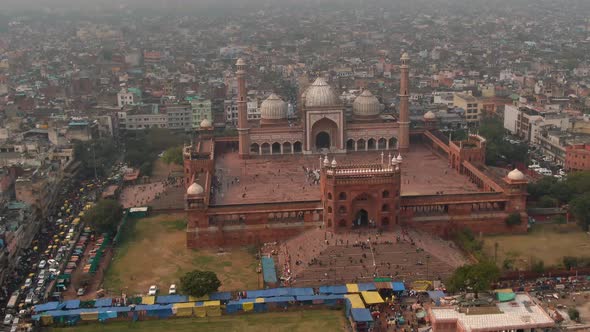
[
  {"xmin": 103, "ymin": 214, "xmax": 260, "ymax": 296},
  {"xmin": 483, "ymin": 224, "xmax": 590, "ymax": 269}
]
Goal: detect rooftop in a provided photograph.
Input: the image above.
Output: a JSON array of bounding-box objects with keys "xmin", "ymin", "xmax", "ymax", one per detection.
[{"xmin": 430, "ymin": 293, "xmax": 554, "ymax": 332}]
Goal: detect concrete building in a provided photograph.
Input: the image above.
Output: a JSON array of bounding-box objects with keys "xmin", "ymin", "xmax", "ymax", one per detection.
[
  {"xmin": 190, "ymin": 98, "xmax": 212, "ymax": 129},
  {"xmin": 165, "ymin": 105, "xmax": 193, "ymax": 131},
  {"xmin": 247, "ymin": 100, "xmax": 260, "ymax": 120},
  {"xmin": 117, "ymin": 105, "xmax": 167, "ymax": 131},
  {"xmin": 15, "ymin": 165, "xmax": 61, "ymax": 218},
  {"xmin": 429, "ymin": 293, "xmax": 554, "ymax": 332},
  {"xmin": 453, "ymin": 93, "xmax": 480, "ymax": 124},
  {"xmin": 117, "ymin": 87, "xmax": 142, "ymax": 108},
  {"xmin": 503, "ymin": 105, "xmax": 519, "ymax": 135},
  {"xmin": 565, "ymin": 144, "xmax": 590, "ymax": 172}
]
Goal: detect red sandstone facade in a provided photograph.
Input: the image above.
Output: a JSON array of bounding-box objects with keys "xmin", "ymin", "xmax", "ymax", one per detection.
[{"xmin": 183, "ymin": 56, "xmax": 528, "ymax": 248}]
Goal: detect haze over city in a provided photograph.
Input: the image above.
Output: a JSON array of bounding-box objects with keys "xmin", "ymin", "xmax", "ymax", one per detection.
[{"xmin": 0, "ymin": 0, "xmax": 589, "ymax": 331}]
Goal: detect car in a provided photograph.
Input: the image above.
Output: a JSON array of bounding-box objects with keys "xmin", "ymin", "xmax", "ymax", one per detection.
[
  {"xmin": 24, "ymin": 278, "xmax": 32, "ymax": 288},
  {"xmin": 148, "ymin": 285, "xmax": 158, "ymax": 296},
  {"xmin": 24, "ymin": 292, "xmax": 34, "ymax": 305},
  {"xmin": 77, "ymin": 288, "xmax": 85, "ymax": 296},
  {"xmin": 169, "ymin": 284, "xmax": 177, "ymax": 295},
  {"xmin": 38, "ymin": 260, "xmax": 46, "ymax": 269},
  {"xmin": 37, "ymin": 278, "xmax": 45, "ymax": 287},
  {"xmin": 3, "ymin": 314, "xmax": 12, "ymax": 326}
]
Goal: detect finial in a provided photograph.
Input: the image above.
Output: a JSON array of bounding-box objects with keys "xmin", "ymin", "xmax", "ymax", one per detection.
[
  {"xmin": 397, "ymin": 153, "xmax": 403, "ymax": 163},
  {"xmin": 381, "ymin": 151, "xmax": 384, "ymax": 165},
  {"xmin": 331, "ymin": 158, "xmax": 337, "ymax": 167},
  {"xmin": 388, "ymin": 152, "xmax": 392, "ymax": 166},
  {"xmin": 323, "ymin": 155, "xmax": 330, "ymax": 167}
]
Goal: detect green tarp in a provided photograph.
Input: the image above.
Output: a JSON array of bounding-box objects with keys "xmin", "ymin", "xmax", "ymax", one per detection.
[{"xmin": 497, "ymin": 292, "xmax": 516, "ymax": 302}]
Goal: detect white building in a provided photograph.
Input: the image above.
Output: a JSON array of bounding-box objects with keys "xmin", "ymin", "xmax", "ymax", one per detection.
[
  {"xmin": 117, "ymin": 87, "xmax": 141, "ymax": 108},
  {"xmin": 247, "ymin": 101, "xmax": 260, "ymax": 120},
  {"xmin": 503, "ymin": 104, "xmax": 519, "ymax": 135}
]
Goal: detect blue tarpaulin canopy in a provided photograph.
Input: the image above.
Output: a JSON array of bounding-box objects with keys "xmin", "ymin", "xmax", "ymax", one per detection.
[
  {"xmin": 357, "ymin": 283, "xmax": 377, "ymax": 291},
  {"xmin": 261, "ymin": 257, "xmax": 278, "ymax": 284},
  {"xmin": 209, "ymin": 292, "xmax": 232, "ymax": 301},
  {"xmin": 351, "ymin": 308, "xmax": 373, "ymax": 322},
  {"xmin": 296, "ymin": 295, "xmax": 345, "ymax": 301},
  {"xmin": 34, "ymin": 302, "xmax": 61, "ymax": 312},
  {"xmin": 286, "ymin": 288, "xmax": 314, "ymax": 296},
  {"xmin": 93, "ymin": 298, "xmax": 113, "ymax": 307},
  {"xmin": 64, "ymin": 300, "xmax": 81, "ymax": 309},
  {"xmin": 392, "ymin": 282, "xmax": 406, "ymax": 292},
  {"xmin": 319, "ymin": 285, "xmax": 348, "ymax": 294},
  {"xmin": 155, "ymin": 295, "xmax": 188, "ymax": 304},
  {"xmin": 427, "ymin": 291, "xmax": 446, "ymax": 301},
  {"xmin": 261, "ymin": 296, "xmax": 295, "ymax": 303}
]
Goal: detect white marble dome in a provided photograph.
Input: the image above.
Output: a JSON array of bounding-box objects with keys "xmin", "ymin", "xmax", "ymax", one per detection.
[
  {"xmin": 424, "ymin": 111, "xmax": 436, "ymax": 120},
  {"xmin": 353, "ymin": 90, "xmax": 381, "ymax": 116},
  {"xmin": 186, "ymin": 182, "xmax": 204, "ymax": 195},
  {"xmin": 260, "ymin": 93, "xmax": 288, "ymax": 120},
  {"xmin": 507, "ymin": 168, "xmax": 525, "ymax": 181},
  {"xmin": 200, "ymin": 118, "xmax": 212, "ymax": 128},
  {"xmin": 304, "ymin": 77, "xmax": 339, "ymax": 108}
]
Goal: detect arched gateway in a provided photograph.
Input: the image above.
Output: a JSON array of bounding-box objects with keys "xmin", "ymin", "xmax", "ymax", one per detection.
[{"xmin": 320, "ymin": 160, "xmax": 402, "ymax": 233}]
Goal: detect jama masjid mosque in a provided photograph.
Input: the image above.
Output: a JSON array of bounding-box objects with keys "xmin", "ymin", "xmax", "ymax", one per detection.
[{"xmin": 183, "ymin": 55, "xmax": 529, "ymax": 248}]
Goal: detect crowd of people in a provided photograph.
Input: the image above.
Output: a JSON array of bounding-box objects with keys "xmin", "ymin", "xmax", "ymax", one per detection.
[{"xmin": 119, "ymin": 174, "xmax": 184, "ymax": 209}]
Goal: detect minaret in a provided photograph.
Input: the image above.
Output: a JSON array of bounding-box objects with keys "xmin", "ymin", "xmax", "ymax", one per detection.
[
  {"xmin": 398, "ymin": 52, "xmax": 410, "ymax": 152},
  {"xmin": 236, "ymin": 58, "xmax": 250, "ymax": 159}
]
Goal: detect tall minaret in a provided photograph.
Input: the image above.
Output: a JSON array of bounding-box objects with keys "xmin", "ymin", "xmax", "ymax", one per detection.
[
  {"xmin": 236, "ymin": 58, "xmax": 250, "ymax": 159},
  {"xmin": 398, "ymin": 52, "xmax": 410, "ymax": 152}
]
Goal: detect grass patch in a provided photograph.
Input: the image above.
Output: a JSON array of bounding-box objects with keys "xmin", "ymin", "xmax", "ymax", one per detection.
[
  {"xmin": 48, "ymin": 310, "xmax": 346, "ymax": 332},
  {"xmin": 483, "ymin": 223, "xmax": 590, "ymax": 269},
  {"xmin": 103, "ymin": 214, "xmax": 260, "ymax": 295}
]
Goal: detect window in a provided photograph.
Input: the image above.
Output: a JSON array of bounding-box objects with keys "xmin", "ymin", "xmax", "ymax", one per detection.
[
  {"xmin": 339, "ymin": 192, "xmax": 347, "ymax": 200},
  {"xmin": 382, "ymin": 204, "xmax": 389, "ymax": 212},
  {"xmin": 339, "ymin": 206, "xmax": 347, "ymax": 214},
  {"xmin": 327, "ymin": 193, "xmax": 332, "ymax": 200},
  {"xmin": 382, "ymin": 190, "xmax": 390, "ymax": 198},
  {"xmin": 328, "ymin": 207, "xmax": 332, "ymax": 213}
]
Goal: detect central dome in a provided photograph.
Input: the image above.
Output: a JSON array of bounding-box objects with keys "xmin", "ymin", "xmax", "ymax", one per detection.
[
  {"xmin": 353, "ymin": 90, "xmax": 381, "ymax": 116},
  {"xmin": 260, "ymin": 93, "xmax": 288, "ymax": 120},
  {"xmin": 304, "ymin": 77, "xmax": 339, "ymax": 108}
]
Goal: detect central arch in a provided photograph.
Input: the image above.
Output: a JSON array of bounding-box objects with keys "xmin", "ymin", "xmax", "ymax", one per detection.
[
  {"xmin": 353, "ymin": 209, "xmax": 369, "ymax": 227},
  {"xmin": 310, "ymin": 117, "xmax": 340, "ymax": 152},
  {"xmin": 316, "ymin": 132, "xmax": 330, "ymax": 150}
]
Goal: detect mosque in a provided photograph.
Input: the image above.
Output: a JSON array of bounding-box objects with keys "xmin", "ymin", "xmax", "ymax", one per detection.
[{"xmin": 183, "ymin": 55, "xmax": 529, "ymax": 248}]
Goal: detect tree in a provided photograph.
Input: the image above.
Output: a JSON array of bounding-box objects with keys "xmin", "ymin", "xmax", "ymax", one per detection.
[
  {"xmin": 180, "ymin": 270, "xmax": 221, "ymax": 297},
  {"xmin": 162, "ymin": 146, "xmax": 184, "ymax": 165},
  {"xmin": 538, "ymin": 195, "xmax": 557, "ymax": 208},
  {"xmin": 505, "ymin": 213, "xmax": 522, "ymax": 226},
  {"xmin": 568, "ymin": 308, "xmax": 580, "ymax": 322},
  {"xmin": 570, "ymin": 192, "xmax": 590, "ymax": 230},
  {"xmin": 447, "ymin": 261, "xmax": 500, "ymax": 298},
  {"xmin": 73, "ymin": 138, "xmax": 118, "ymax": 179},
  {"xmin": 85, "ymin": 199, "xmax": 123, "ymax": 234}
]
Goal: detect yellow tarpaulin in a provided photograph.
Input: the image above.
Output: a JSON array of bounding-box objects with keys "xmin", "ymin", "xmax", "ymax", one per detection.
[
  {"xmin": 80, "ymin": 312, "xmax": 99, "ymax": 321},
  {"xmin": 255, "ymin": 298, "xmax": 265, "ymax": 303},
  {"xmin": 141, "ymin": 296, "xmax": 155, "ymax": 304},
  {"xmin": 345, "ymin": 294, "xmax": 365, "ymax": 309},
  {"xmin": 361, "ymin": 291, "xmax": 384, "ymax": 304},
  {"xmin": 346, "ymin": 284, "xmax": 360, "ymax": 293},
  {"xmin": 411, "ymin": 280, "xmax": 432, "ymax": 291},
  {"xmin": 204, "ymin": 300, "xmax": 220, "ymax": 307},
  {"xmin": 173, "ymin": 302, "xmax": 195, "ymax": 308},
  {"xmin": 194, "ymin": 306, "xmax": 206, "ymax": 317},
  {"xmin": 242, "ymin": 302, "xmax": 254, "ymax": 311},
  {"xmin": 175, "ymin": 307, "xmax": 193, "ymax": 317}
]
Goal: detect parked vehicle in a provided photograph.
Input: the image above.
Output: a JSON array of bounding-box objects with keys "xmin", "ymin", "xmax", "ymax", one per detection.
[
  {"xmin": 3, "ymin": 314, "xmax": 13, "ymax": 326},
  {"xmin": 148, "ymin": 285, "xmax": 158, "ymax": 296},
  {"xmin": 169, "ymin": 284, "xmax": 177, "ymax": 295}
]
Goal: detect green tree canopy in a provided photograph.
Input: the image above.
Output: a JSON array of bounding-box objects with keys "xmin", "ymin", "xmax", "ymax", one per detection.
[
  {"xmin": 124, "ymin": 128, "xmax": 188, "ymax": 174},
  {"xmin": 162, "ymin": 146, "xmax": 184, "ymax": 165},
  {"xmin": 505, "ymin": 213, "xmax": 522, "ymax": 226},
  {"xmin": 73, "ymin": 138, "xmax": 118, "ymax": 179},
  {"xmin": 85, "ymin": 199, "xmax": 123, "ymax": 234},
  {"xmin": 180, "ymin": 270, "xmax": 221, "ymax": 297},
  {"xmin": 570, "ymin": 192, "xmax": 590, "ymax": 230},
  {"xmin": 447, "ymin": 261, "xmax": 500, "ymax": 297},
  {"xmin": 478, "ymin": 115, "xmax": 528, "ymax": 166}
]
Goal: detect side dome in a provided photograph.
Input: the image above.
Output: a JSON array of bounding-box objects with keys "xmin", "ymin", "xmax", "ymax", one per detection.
[
  {"xmin": 186, "ymin": 182, "xmax": 204, "ymax": 195},
  {"xmin": 200, "ymin": 118, "xmax": 212, "ymax": 128},
  {"xmin": 423, "ymin": 111, "xmax": 436, "ymax": 120},
  {"xmin": 260, "ymin": 93, "xmax": 287, "ymax": 120},
  {"xmin": 353, "ymin": 90, "xmax": 381, "ymax": 116},
  {"xmin": 507, "ymin": 168, "xmax": 525, "ymax": 181},
  {"xmin": 304, "ymin": 77, "xmax": 339, "ymax": 107}
]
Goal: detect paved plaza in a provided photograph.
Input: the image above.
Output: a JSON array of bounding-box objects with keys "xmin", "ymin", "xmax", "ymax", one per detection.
[{"xmin": 213, "ymin": 144, "xmax": 480, "ymax": 205}]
